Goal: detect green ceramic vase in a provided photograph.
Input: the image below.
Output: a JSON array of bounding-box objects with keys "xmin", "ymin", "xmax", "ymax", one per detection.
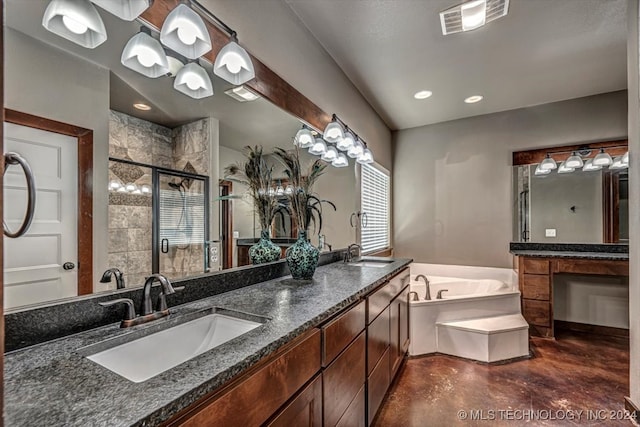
[
  {"xmin": 285, "ymin": 230, "xmax": 319, "ymax": 280},
  {"xmin": 249, "ymin": 230, "xmax": 281, "ymax": 265}
]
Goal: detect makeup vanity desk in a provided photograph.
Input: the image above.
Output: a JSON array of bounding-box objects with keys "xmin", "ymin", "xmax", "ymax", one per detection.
[{"xmin": 510, "ymin": 243, "xmax": 629, "ymax": 338}]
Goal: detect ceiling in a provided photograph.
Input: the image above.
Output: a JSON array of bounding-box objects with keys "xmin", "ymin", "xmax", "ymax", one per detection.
[
  {"xmin": 6, "ymin": 0, "xmax": 301, "ymax": 153},
  {"xmin": 285, "ymin": 0, "xmax": 628, "ymax": 130}
]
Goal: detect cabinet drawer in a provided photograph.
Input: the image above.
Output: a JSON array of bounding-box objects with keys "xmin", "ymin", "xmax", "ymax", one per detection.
[
  {"xmin": 323, "ymin": 332, "xmax": 366, "ymax": 427},
  {"xmin": 322, "ymin": 300, "xmax": 366, "ymax": 367},
  {"xmin": 522, "ymin": 275, "xmax": 550, "ymax": 300},
  {"xmin": 169, "ymin": 329, "xmax": 321, "ymax": 427},
  {"xmin": 387, "ymin": 268, "xmax": 410, "ymax": 301},
  {"xmin": 522, "ymin": 258, "xmax": 550, "ymax": 275},
  {"xmin": 367, "ymin": 347, "xmax": 391, "ymax": 426},
  {"xmin": 523, "ymin": 300, "xmax": 550, "ymax": 327},
  {"xmin": 265, "ymin": 374, "xmax": 322, "ymax": 427},
  {"xmin": 368, "ymin": 282, "xmax": 391, "ymax": 324},
  {"xmin": 336, "ymin": 384, "xmax": 365, "ymax": 427},
  {"xmin": 367, "ymin": 306, "xmax": 390, "ymax": 375}
]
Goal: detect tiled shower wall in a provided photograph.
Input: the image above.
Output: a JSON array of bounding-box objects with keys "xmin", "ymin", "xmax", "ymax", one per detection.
[{"xmin": 107, "ymin": 110, "xmax": 211, "ymax": 288}]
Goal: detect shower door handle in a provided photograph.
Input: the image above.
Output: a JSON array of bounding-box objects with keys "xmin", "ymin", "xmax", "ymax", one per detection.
[
  {"xmin": 3, "ymin": 152, "xmax": 36, "ymax": 238},
  {"xmin": 161, "ymin": 238, "xmax": 169, "ymax": 253}
]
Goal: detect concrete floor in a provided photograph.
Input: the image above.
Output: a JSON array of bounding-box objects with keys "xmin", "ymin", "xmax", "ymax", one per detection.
[{"xmin": 374, "ymin": 331, "xmax": 631, "ymax": 426}]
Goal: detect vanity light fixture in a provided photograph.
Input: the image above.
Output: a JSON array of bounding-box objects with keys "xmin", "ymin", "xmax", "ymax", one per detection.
[
  {"xmin": 42, "ymin": 0, "xmax": 107, "ymax": 49},
  {"xmin": 414, "ymin": 90, "xmax": 433, "ymax": 100},
  {"xmin": 565, "ymin": 151, "xmax": 584, "ymax": 169},
  {"xmin": 440, "ymin": 0, "xmax": 509, "ymax": 35},
  {"xmin": 534, "ymin": 164, "xmax": 551, "ymax": 176},
  {"xmin": 133, "ymin": 103, "xmax": 152, "ymax": 111},
  {"xmin": 539, "ymin": 153, "xmax": 557, "ymax": 171},
  {"xmin": 337, "ymin": 129, "xmax": 355, "ymax": 151},
  {"xmin": 357, "ymin": 148, "xmax": 375, "ymax": 165},
  {"xmin": 347, "ymin": 138, "xmax": 364, "ymax": 159},
  {"xmin": 173, "ymin": 62, "xmax": 214, "ymax": 99},
  {"xmin": 622, "ymin": 151, "xmax": 630, "ymax": 165},
  {"xmin": 294, "ymin": 126, "xmax": 315, "ymax": 148},
  {"xmin": 224, "ymin": 86, "xmax": 260, "ymax": 102},
  {"xmin": 592, "ymin": 148, "xmax": 613, "ymax": 167},
  {"xmin": 464, "ymin": 95, "xmax": 483, "ymax": 104},
  {"xmin": 275, "ymin": 182, "xmax": 285, "ymax": 196},
  {"xmin": 582, "ymin": 159, "xmax": 602, "ymax": 172},
  {"xmin": 121, "ymin": 27, "xmax": 169, "ymax": 78},
  {"xmin": 165, "ymin": 50, "xmax": 186, "ymax": 77},
  {"xmin": 284, "ymin": 185, "xmax": 294, "ymax": 195},
  {"xmin": 610, "ymin": 156, "xmax": 628, "ymax": 170},
  {"xmin": 323, "ymin": 115, "xmax": 345, "ymax": 143},
  {"xmin": 557, "ymin": 161, "xmax": 575, "ymax": 174},
  {"xmin": 321, "ymin": 146, "xmax": 339, "ymax": 162},
  {"xmin": 309, "ymin": 137, "xmax": 328, "ymax": 156},
  {"xmin": 125, "ymin": 183, "xmax": 137, "ymax": 192},
  {"xmin": 214, "ymin": 36, "xmax": 255, "ymax": 85},
  {"xmin": 332, "ymin": 153, "xmax": 349, "ymax": 168},
  {"xmin": 160, "ymin": 3, "xmax": 212, "ymax": 60},
  {"xmin": 109, "ymin": 179, "xmax": 123, "ymax": 190},
  {"xmin": 141, "ymin": 184, "xmax": 151, "ymax": 194},
  {"xmin": 90, "ymin": 0, "xmax": 152, "ymax": 21}
]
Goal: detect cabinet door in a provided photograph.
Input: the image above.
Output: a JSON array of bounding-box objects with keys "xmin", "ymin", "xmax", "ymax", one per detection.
[
  {"xmin": 367, "ymin": 347, "xmax": 391, "ymax": 426},
  {"xmin": 389, "ymin": 295, "xmax": 401, "ymax": 377},
  {"xmin": 399, "ymin": 286, "xmax": 410, "ymax": 354},
  {"xmin": 265, "ymin": 375, "xmax": 322, "ymax": 427},
  {"xmin": 367, "ymin": 306, "xmax": 390, "ymax": 375}
]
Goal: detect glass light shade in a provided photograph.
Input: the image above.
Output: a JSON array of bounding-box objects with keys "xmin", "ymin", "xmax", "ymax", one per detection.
[
  {"xmin": 610, "ymin": 156, "xmax": 628, "ymax": 170},
  {"xmin": 284, "ymin": 185, "xmax": 294, "ymax": 195},
  {"xmin": 174, "ymin": 62, "xmax": 214, "ymax": 99},
  {"xmin": 121, "ymin": 31, "xmax": 169, "ymax": 78},
  {"xmin": 267, "ymin": 187, "xmax": 276, "ymax": 197},
  {"xmin": 295, "ymin": 127, "xmax": 314, "ymax": 148},
  {"xmin": 90, "ymin": 0, "xmax": 151, "ymax": 21},
  {"xmin": 109, "ymin": 180, "xmax": 122, "ymax": 190},
  {"xmin": 565, "ymin": 152, "xmax": 583, "ymax": 169},
  {"xmin": 356, "ymin": 148, "xmax": 374, "ymax": 165},
  {"xmin": 539, "ymin": 154, "xmax": 557, "ymax": 171},
  {"xmin": 337, "ymin": 131, "xmax": 355, "ymax": 151},
  {"xmin": 347, "ymin": 138, "xmax": 364, "ymax": 158},
  {"xmin": 321, "ymin": 146, "xmax": 338, "ymax": 162},
  {"xmin": 309, "ymin": 138, "xmax": 327, "ymax": 156},
  {"xmin": 332, "ymin": 153, "xmax": 349, "ymax": 168},
  {"xmin": 160, "ymin": 4, "xmax": 212, "ymax": 60},
  {"xmin": 557, "ymin": 162, "xmax": 575, "ymax": 174},
  {"xmin": 141, "ymin": 184, "xmax": 151, "ymax": 194},
  {"xmin": 622, "ymin": 151, "xmax": 629, "ymax": 165},
  {"xmin": 461, "ymin": 0, "xmax": 487, "ymax": 31},
  {"xmin": 117, "ymin": 186, "xmax": 127, "ymax": 193},
  {"xmin": 534, "ymin": 165, "xmax": 551, "ymax": 176},
  {"xmin": 592, "ymin": 148, "xmax": 612, "ymax": 167},
  {"xmin": 323, "ymin": 121, "xmax": 345, "ymax": 143},
  {"xmin": 275, "ymin": 185, "xmax": 285, "ymax": 196},
  {"xmin": 582, "ymin": 159, "xmax": 602, "ymax": 172},
  {"xmin": 42, "ymin": 0, "xmax": 107, "ymax": 48},
  {"xmin": 213, "ymin": 41, "xmax": 255, "ymax": 85},
  {"xmin": 125, "ymin": 183, "xmax": 137, "ymax": 192}
]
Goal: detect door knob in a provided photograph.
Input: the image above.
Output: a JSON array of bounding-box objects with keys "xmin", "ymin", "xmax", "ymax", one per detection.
[{"xmin": 63, "ymin": 262, "xmax": 75, "ymax": 271}]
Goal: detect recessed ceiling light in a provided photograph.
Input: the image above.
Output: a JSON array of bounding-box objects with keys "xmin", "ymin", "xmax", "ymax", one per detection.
[
  {"xmin": 133, "ymin": 103, "xmax": 151, "ymax": 111},
  {"xmin": 414, "ymin": 90, "xmax": 433, "ymax": 100},
  {"xmin": 464, "ymin": 95, "xmax": 483, "ymax": 104}
]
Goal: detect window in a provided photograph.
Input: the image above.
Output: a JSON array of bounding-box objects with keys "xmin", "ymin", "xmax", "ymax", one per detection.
[{"xmin": 360, "ymin": 163, "xmax": 391, "ymax": 253}]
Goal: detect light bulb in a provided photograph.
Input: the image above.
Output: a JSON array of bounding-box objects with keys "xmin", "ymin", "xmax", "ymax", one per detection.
[
  {"xmin": 175, "ymin": 18, "xmax": 199, "ymax": 45},
  {"xmin": 222, "ymin": 52, "xmax": 245, "ymax": 74},
  {"xmin": 62, "ymin": 15, "xmax": 88, "ymax": 34}
]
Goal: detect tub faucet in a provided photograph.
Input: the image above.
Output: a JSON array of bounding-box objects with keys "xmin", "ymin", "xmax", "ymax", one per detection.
[
  {"xmin": 408, "ymin": 291, "xmax": 420, "ymax": 301},
  {"xmin": 436, "ymin": 289, "xmax": 449, "ymax": 300},
  {"xmin": 416, "ymin": 274, "xmax": 430, "ymax": 300},
  {"xmin": 100, "ymin": 268, "xmax": 125, "ymax": 289}
]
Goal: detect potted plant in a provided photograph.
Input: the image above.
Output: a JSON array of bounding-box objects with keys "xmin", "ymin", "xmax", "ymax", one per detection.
[
  {"xmin": 224, "ymin": 145, "xmax": 286, "ymax": 265},
  {"xmin": 274, "ymin": 146, "xmax": 336, "ymax": 280}
]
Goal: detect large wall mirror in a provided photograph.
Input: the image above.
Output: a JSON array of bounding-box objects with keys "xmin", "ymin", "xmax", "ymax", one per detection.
[
  {"xmin": 512, "ymin": 140, "xmax": 629, "ymax": 244},
  {"xmin": 3, "ymin": 0, "xmax": 357, "ymax": 310}
]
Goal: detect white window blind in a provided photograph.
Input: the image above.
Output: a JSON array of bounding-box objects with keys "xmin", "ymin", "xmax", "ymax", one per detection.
[{"xmin": 360, "ymin": 163, "xmax": 390, "ymax": 253}]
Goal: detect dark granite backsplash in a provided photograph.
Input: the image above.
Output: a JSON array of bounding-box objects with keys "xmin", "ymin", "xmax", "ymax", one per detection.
[
  {"xmin": 509, "ymin": 242, "xmax": 628, "ymax": 253},
  {"xmin": 5, "ymin": 249, "xmax": 345, "ymax": 352}
]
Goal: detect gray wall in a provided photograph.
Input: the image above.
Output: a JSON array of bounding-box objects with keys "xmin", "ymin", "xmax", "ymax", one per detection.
[
  {"xmin": 4, "ymin": 28, "xmax": 110, "ymax": 287},
  {"xmin": 393, "ymin": 91, "xmax": 627, "ymax": 268},
  {"xmin": 528, "ymin": 167, "xmax": 603, "ymax": 243}
]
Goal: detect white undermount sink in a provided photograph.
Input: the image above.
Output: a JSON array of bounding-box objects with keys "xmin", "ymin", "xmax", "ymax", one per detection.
[
  {"xmin": 347, "ymin": 257, "xmax": 395, "ymax": 268},
  {"xmin": 82, "ymin": 308, "xmax": 266, "ymax": 383}
]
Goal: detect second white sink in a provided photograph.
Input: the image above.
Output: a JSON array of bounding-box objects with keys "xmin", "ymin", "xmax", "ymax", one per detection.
[{"xmin": 84, "ymin": 309, "xmax": 265, "ymax": 383}]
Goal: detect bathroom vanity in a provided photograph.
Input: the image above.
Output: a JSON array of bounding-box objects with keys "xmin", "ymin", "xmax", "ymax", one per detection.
[
  {"xmin": 4, "ymin": 258, "xmax": 411, "ymax": 426},
  {"xmin": 511, "ymin": 243, "xmax": 628, "ymax": 338}
]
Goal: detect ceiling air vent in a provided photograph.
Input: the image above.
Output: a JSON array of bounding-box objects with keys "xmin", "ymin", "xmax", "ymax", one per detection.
[{"xmin": 440, "ymin": 0, "xmax": 509, "ymax": 35}]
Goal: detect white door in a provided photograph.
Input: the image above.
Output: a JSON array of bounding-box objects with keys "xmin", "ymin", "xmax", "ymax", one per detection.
[{"xmin": 3, "ymin": 122, "xmax": 78, "ymax": 309}]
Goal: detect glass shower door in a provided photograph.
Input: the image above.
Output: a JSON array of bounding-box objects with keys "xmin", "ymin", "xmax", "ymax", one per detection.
[{"xmin": 155, "ymin": 171, "xmax": 209, "ymax": 279}]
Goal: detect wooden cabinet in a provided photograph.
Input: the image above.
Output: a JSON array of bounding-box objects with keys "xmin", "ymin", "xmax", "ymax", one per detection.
[
  {"xmin": 336, "ymin": 385, "xmax": 366, "ymax": 427},
  {"xmin": 265, "ymin": 375, "xmax": 322, "ymax": 427},
  {"xmin": 367, "ymin": 347, "xmax": 391, "ymax": 425},
  {"xmin": 322, "ymin": 300, "xmax": 366, "ymax": 367},
  {"xmin": 367, "ymin": 306, "xmax": 390, "ymax": 375},
  {"xmin": 390, "ymin": 286, "xmax": 410, "ymax": 377}
]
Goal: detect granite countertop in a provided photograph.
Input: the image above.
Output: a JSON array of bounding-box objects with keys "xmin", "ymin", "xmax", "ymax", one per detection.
[
  {"xmin": 509, "ymin": 250, "xmax": 629, "ymax": 261},
  {"xmin": 4, "ymin": 258, "xmax": 411, "ymax": 427}
]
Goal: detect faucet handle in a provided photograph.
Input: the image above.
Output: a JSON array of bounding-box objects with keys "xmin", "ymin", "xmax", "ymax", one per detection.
[
  {"xmin": 155, "ymin": 286, "xmax": 185, "ymax": 312},
  {"xmin": 99, "ymin": 298, "xmax": 136, "ymax": 320}
]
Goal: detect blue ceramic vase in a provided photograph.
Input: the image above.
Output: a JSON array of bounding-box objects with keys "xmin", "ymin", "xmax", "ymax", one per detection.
[
  {"xmin": 285, "ymin": 230, "xmax": 319, "ymax": 280},
  {"xmin": 249, "ymin": 230, "xmax": 281, "ymax": 265}
]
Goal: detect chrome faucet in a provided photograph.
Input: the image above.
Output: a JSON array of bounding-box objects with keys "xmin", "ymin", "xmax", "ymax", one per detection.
[
  {"xmin": 344, "ymin": 243, "xmax": 362, "ymax": 262},
  {"xmin": 100, "ymin": 268, "xmax": 125, "ymax": 289},
  {"xmin": 436, "ymin": 289, "xmax": 449, "ymax": 300},
  {"xmin": 416, "ymin": 274, "xmax": 430, "ymax": 300}
]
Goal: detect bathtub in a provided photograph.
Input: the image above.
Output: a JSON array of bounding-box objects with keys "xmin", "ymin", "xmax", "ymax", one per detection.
[{"xmin": 409, "ymin": 264, "xmax": 522, "ymax": 356}]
